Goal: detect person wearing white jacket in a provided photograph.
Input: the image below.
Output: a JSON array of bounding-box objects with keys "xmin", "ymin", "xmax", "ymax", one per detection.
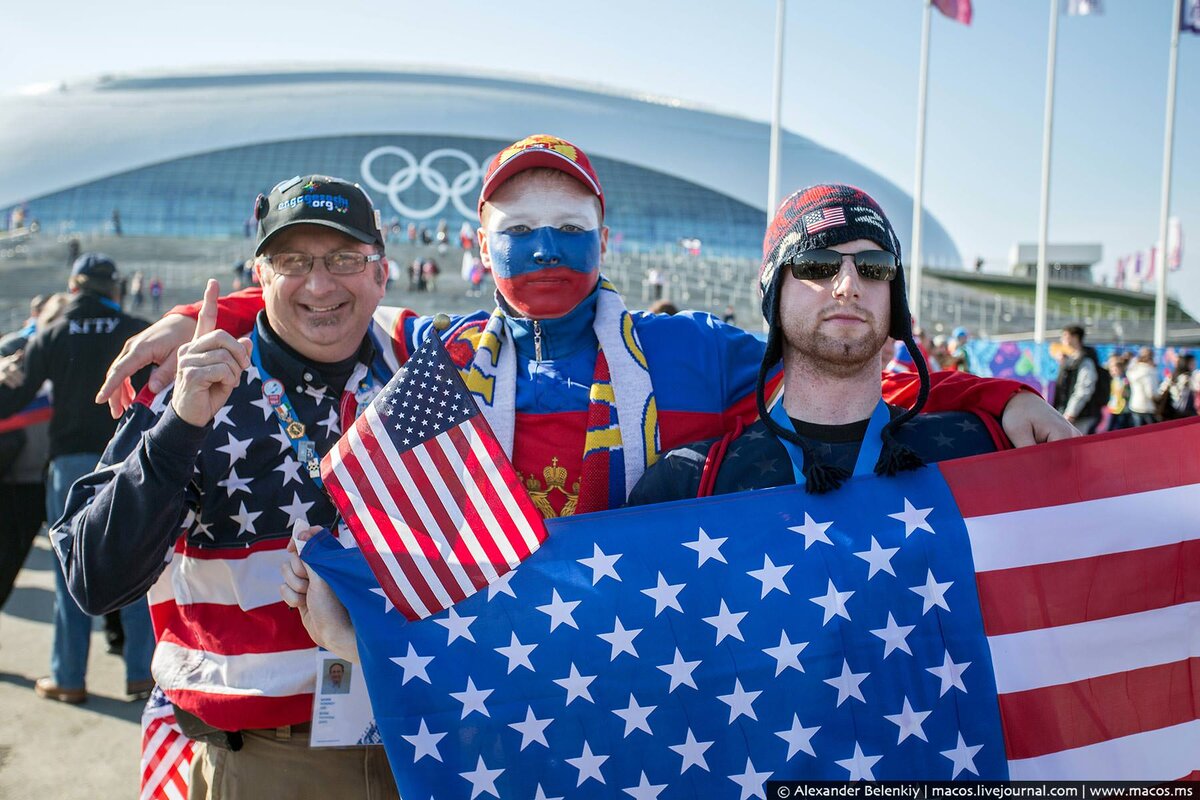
[{"xmin": 1126, "ymin": 348, "xmax": 1159, "ymax": 427}]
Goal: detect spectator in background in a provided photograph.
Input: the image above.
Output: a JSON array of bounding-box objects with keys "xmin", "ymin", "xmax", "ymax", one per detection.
[
  {"xmin": 0, "ymin": 254, "xmax": 154, "ymax": 704},
  {"xmin": 419, "ymin": 225, "xmax": 432, "ymax": 245},
  {"xmin": 1156, "ymin": 351, "xmax": 1197, "ymax": 421},
  {"xmin": 913, "ymin": 326, "xmax": 939, "ymax": 371},
  {"xmin": 1104, "ymin": 353, "xmax": 1133, "ymax": 431},
  {"xmin": 111, "ymin": 208, "xmax": 122, "ymax": 237},
  {"xmin": 930, "ymin": 334, "xmax": 951, "ymax": 371},
  {"xmin": 67, "ymin": 238, "xmax": 81, "ymax": 267},
  {"xmin": 422, "ymin": 257, "xmax": 440, "ymax": 292},
  {"xmin": 722, "ymin": 305, "xmax": 737, "ymax": 325},
  {"xmin": 0, "ymin": 294, "xmax": 64, "ymax": 619},
  {"xmin": 459, "ymin": 221, "xmax": 474, "ymax": 250},
  {"xmin": 461, "ymin": 248, "xmax": 475, "ymax": 284},
  {"xmin": 148, "ymin": 276, "xmax": 164, "ymax": 314},
  {"xmin": 409, "ymin": 257, "xmax": 422, "ymax": 292},
  {"xmin": 946, "ymin": 326, "xmax": 972, "ymax": 372},
  {"xmin": 1054, "ymin": 324, "xmax": 1106, "ymax": 434},
  {"xmin": 646, "ymin": 267, "xmax": 664, "ymax": 301},
  {"xmin": 647, "ymin": 299, "xmax": 678, "ymax": 315},
  {"xmin": 130, "ymin": 271, "xmax": 145, "ymax": 310},
  {"xmin": 468, "ymin": 255, "xmax": 485, "ymax": 298},
  {"xmin": 406, "ymin": 221, "xmax": 417, "ymax": 243},
  {"xmin": 1126, "ymin": 347, "xmax": 1159, "ymax": 427}
]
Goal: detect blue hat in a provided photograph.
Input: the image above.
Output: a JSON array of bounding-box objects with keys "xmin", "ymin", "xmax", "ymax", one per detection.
[
  {"xmin": 952, "ymin": 326, "xmax": 969, "ymax": 339},
  {"xmin": 71, "ymin": 252, "xmax": 119, "ymax": 280}
]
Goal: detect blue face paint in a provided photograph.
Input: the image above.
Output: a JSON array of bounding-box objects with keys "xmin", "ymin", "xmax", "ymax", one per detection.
[{"xmin": 488, "ymin": 226, "xmax": 601, "ymax": 279}]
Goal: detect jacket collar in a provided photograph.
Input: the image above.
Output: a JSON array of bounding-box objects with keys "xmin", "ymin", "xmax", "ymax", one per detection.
[{"xmin": 499, "ymin": 285, "xmax": 599, "ymax": 361}]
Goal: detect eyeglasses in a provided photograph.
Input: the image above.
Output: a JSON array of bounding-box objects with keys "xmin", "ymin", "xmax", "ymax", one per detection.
[
  {"xmin": 785, "ymin": 249, "xmax": 899, "ymax": 282},
  {"xmin": 259, "ymin": 251, "xmax": 383, "ymax": 276}
]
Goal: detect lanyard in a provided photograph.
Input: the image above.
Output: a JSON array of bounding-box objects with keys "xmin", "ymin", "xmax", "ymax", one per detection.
[
  {"xmin": 250, "ymin": 328, "xmax": 383, "ymax": 488},
  {"xmin": 768, "ymin": 397, "xmax": 892, "ymax": 487}
]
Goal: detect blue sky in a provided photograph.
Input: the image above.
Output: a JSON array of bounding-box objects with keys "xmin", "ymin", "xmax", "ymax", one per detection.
[{"xmin": 3, "ymin": 0, "xmax": 1197, "ymax": 315}]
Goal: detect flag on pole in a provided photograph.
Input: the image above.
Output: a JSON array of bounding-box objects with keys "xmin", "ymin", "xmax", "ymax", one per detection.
[
  {"xmin": 932, "ymin": 0, "xmax": 972, "ymax": 25},
  {"xmin": 1064, "ymin": 0, "xmax": 1103, "ymax": 15},
  {"xmin": 1183, "ymin": 0, "xmax": 1200, "ymax": 35},
  {"xmin": 321, "ymin": 328, "xmax": 547, "ymax": 622},
  {"xmin": 304, "ymin": 420, "xmax": 1200, "ymax": 795},
  {"xmin": 1114, "ymin": 256, "xmax": 1127, "ymax": 288},
  {"xmin": 1169, "ymin": 217, "xmax": 1184, "ymax": 271},
  {"xmin": 139, "ymin": 688, "xmax": 194, "ymax": 800}
]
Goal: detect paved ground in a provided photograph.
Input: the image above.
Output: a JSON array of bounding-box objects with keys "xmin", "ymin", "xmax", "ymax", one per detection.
[{"xmin": 0, "ymin": 537, "xmax": 141, "ymax": 800}]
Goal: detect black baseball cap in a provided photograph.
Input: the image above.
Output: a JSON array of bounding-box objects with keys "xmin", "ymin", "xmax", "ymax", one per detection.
[
  {"xmin": 70, "ymin": 252, "xmax": 119, "ymax": 280},
  {"xmin": 254, "ymin": 175, "xmax": 384, "ymax": 255}
]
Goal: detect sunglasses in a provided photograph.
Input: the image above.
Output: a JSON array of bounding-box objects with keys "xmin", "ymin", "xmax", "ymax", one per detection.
[{"xmin": 785, "ymin": 249, "xmax": 899, "ymax": 282}]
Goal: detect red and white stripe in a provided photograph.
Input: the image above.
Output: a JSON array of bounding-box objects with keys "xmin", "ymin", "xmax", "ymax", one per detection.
[
  {"xmin": 147, "ymin": 536, "xmax": 318, "ymax": 732},
  {"xmin": 324, "ymin": 403, "xmax": 546, "ymax": 621},
  {"xmin": 140, "ymin": 701, "xmax": 194, "ymax": 800},
  {"xmin": 941, "ymin": 418, "xmax": 1200, "ymax": 781}
]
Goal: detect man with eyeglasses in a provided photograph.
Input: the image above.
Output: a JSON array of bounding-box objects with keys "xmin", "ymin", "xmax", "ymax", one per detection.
[
  {"xmin": 53, "ymin": 176, "xmax": 400, "ymax": 798},
  {"xmin": 628, "ymin": 184, "xmax": 1049, "ymax": 505}
]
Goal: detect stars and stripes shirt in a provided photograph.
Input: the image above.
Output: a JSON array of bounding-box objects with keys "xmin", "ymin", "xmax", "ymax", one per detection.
[{"xmin": 53, "ymin": 315, "xmax": 396, "ymax": 731}]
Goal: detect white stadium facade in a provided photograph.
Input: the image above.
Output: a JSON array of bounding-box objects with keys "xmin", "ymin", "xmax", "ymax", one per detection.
[{"xmin": 0, "ymin": 66, "xmax": 962, "ymax": 265}]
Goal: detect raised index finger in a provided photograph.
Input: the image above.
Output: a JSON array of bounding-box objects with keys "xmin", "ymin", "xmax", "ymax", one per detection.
[{"xmin": 193, "ymin": 279, "xmax": 220, "ymax": 341}]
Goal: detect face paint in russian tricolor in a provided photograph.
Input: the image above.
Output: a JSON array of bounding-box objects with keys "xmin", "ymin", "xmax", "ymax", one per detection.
[
  {"xmin": 480, "ymin": 178, "xmax": 605, "ymax": 319},
  {"xmin": 490, "ymin": 226, "xmax": 601, "ymax": 319}
]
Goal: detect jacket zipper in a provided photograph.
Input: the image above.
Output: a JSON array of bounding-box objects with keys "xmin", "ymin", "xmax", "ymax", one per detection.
[{"xmin": 533, "ymin": 320, "xmax": 543, "ymax": 363}]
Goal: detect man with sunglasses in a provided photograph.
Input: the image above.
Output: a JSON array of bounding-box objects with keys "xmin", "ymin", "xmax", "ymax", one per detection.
[
  {"xmin": 629, "ymin": 184, "xmax": 1050, "ymax": 504},
  {"xmin": 53, "ymin": 176, "xmax": 400, "ymax": 799}
]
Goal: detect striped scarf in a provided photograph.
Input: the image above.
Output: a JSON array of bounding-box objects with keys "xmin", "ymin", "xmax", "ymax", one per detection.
[{"xmin": 466, "ymin": 278, "xmax": 659, "ymax": 515}]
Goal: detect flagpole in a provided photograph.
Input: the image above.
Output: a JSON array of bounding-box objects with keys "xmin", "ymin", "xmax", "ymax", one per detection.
[
  {"xmin": 765, "ymin": 0, "xmax": 786, "ymax": 335},
  {"xmin": 909, "ymin": 0, "xmax": 934, "ymax": 325},
  {"xmin": 1154, "ymin": 0, "xmax": 1184, "ymax": 349},
  {"xmin": 766, "ymin": 0, "xmax": 786, "ymax": 216},
  {"xmin": 1033, "ymin": 0, "xmax": 1060, "ymax": 345}
]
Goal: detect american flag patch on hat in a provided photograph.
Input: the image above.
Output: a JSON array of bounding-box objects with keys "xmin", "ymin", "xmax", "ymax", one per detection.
[{"xmin": 803, "ymin": 207, "xmax": 847, "ymax": 234}]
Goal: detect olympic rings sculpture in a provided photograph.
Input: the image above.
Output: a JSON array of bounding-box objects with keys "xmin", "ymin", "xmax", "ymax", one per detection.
[{"xmin": 360, "ymin": 145, "xmax": 483, "ymax": 221}]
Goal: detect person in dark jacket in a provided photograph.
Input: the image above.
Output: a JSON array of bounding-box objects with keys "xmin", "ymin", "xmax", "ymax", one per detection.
[
  {"xmin": 0, "ymin": 254, "xmax": 155, "ymax": 703},
  {"xmin": 628, "ymin": 185, "xmax": 1063, "ymax": 505},
  {"xmin": 1053, "ymin": 325, "xmax": 1105, "ymax": 434}
]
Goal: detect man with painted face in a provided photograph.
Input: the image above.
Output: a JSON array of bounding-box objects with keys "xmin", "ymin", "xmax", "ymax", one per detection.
[
  {"xmin": 628, "ymin": 184, "xmax": 1058, "ymax": 505},
  {"xmin": 98, "ymin": 135, "xmax": 1073, "ymax": 522}
]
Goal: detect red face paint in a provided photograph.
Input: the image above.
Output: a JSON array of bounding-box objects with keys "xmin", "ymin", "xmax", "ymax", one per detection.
[{"xmin": 495, "ymin": 267, "xmax": 600, "ymax": 319}]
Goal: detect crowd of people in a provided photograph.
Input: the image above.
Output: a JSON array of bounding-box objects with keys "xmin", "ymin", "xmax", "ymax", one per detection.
[{"xmin": 0, "ymin": 134, "xmax": 1190, "ymax": 797}]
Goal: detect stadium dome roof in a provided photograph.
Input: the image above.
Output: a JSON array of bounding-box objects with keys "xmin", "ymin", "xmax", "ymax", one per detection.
[{"xmin": 0, "ymin": 65, "xmax": 961, "ymax": 266}]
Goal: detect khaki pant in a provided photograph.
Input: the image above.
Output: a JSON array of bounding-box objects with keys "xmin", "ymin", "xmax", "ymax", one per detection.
[{"xmin": 188, "ymin": 726, "xmax": 399, "ymax": 800}]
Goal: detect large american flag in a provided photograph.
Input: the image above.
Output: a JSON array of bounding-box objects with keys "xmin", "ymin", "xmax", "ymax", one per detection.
[
  {"xmin": 139, "ymin": 687, "xmax": 194, "ymax": 800},
  {"xmin": 322, "ymin": 329, "xmax": 547, "ymax": 621},
  {"xmin": 305, "ymin": 418, "xmax": 1199, "ymax": 796}
]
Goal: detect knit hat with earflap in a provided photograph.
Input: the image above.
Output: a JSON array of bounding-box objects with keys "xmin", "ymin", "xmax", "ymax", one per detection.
[{"xmin": 755, "ymin": 184, "xmax": 931, "ymax": 493}]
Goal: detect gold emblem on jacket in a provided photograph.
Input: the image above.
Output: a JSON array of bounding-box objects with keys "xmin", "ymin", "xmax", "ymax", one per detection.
[{"xmin": 520, "ymin": 457, "xmax": 580, "ymax": 519}]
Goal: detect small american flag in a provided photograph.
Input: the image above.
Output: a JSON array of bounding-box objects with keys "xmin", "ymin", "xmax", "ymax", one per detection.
[
  {"xmin": 139, "ymin": 688, "xmax": 194, "ymax": 800},
  {"xmin": 803, "ymin": 207, "xmax": 847, "ymax": 235},
  {"xmin": 322, "ymin": 329, "xmax": 547, "ymax": 621}
]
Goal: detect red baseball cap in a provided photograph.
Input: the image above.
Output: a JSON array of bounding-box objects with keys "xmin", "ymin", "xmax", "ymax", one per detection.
[{"xmin": 477, "ymin": 134, "xmax": 605, "ymax": 218}]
